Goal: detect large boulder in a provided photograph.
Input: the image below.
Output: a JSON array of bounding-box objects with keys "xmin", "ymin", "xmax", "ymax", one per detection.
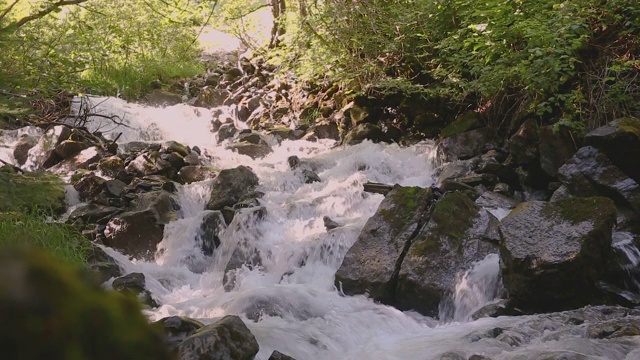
[
  {"xmin": 342, "ymin": 123, "xmax": 396, "ymax": 145},
  {"xmin": 538, "ymin": 125, "xmax": 578, "ymax": 177},
  {"xmin": 13, "ymin": 134, "xmax": 39, "ymax": 165},
  {"xmin": 507, "ymin": 119, "xmax": 539, "ymax": 165},
  {"xmin": 103, "ymin": 209, "xmax": 165, "ymax": 260},
  {"xmin": 558, "ymin": 146, "xmax": 640, "ymax": 214},
  {"xmin": 396, "ymin": 192, "xmax": 500, "ymax": 316},
  {"xmin": 154, "ymin": 316, "xmax": 204, "ymax": 352},
  {"xmin": 585, "ymin": 118, "xmax": 640, "ymax": 182},
  {"xmin": 499, "ymin": 197, "xmax": 617, "ymax": 312},
  {"xmin": 112, "ymin": 272, "xmax": 157, "ymax": 308},
  {"xmin": 439, "ymin": 128, "xmax": 488, "ymax": 160},
  {"xmin": 148, "ymin": 89, "xmax": 183, "ymax": 107},
  {"xmin": 177, "ymin": 315, "xmax": 259, "ymax": 360},
  {"xmin": 206, "ymin": 166, "xmax": 259, "ymax": 211},
  {"xmin": 335, "ymin": 186, "xmax": 433, "ymax": 304}
]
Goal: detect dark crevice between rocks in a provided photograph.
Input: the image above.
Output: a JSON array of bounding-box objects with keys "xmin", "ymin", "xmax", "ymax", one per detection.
[{"xmin": 384, "ymin": 202, "xmax": 434, "ymax": 306}]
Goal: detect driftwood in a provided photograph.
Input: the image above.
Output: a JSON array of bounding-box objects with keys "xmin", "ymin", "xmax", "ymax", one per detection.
[{"xmin": 363, "ymin": 182, "xmax": 394, "ymax": 195}]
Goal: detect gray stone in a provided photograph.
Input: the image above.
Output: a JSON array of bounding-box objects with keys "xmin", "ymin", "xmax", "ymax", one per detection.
[
  {"xmin": 335, "ymin": 186, "xmax": 433, "ymax": 305},
  {"xmin": 68, "ymin": 203, "xmax": 121, "ymax": 223},
  {"xmin": 397, "ymin": 192, "xmax": 500, "ymax": 316},
  {"xmin": 585, "ymin": 118, "xmax": 640, "ymax": 182},
  {"xmin": 558, "ymin": 146, "xmax": 640, "ymax": 213},
  {"xmin": 103, "ymin": 209, "xmax": 165, "ymax": 260},
  {"xmin": 177, "ymin": 315, "xmax": 259, "ymax": 360},
  {"xmin": 269, "ymin": 350, "xmax": 296, "ymax": 360},
  {"xmin": 439, "ymin": 128, "xmax": 488, "ymax": 160},
  {"xmin": 148, "ymin": 89, "xmax": 182, "ymax": 107},
  {"xmin": 179, "ymin": 165, "xmax": 216, "ymax": 184},
  {"xmin": 112, "ymin": 272, "xmax": 157, "ymax": 307},
  {"xmin": 206, "ymin": 166, "xmax": 259, "ymax": 211},
  {"xmin": 13, "ymin": 134, "xmax": 38, "ymax": 165},
  {"xmin": 499, "ymin": 197, "xmax": 617, "ymax": 312}
]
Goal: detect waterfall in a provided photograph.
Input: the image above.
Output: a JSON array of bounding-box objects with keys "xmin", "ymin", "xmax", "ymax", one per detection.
[{"xmin": 50, "ymin": 96, "xmax": 640, "ymax": 360}]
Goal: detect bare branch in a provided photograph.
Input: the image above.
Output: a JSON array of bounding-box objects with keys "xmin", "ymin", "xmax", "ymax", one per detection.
[
  {"xmin": 1, "ymin": 0, "xmax": 90, "ymax": 33},
  {"xmin": 225, "ymin": 3, "xmax": 270, "ymax": 21},
  {"xmin": 0, "ymin": 0, "xmax": 21, "ymax": 23}
]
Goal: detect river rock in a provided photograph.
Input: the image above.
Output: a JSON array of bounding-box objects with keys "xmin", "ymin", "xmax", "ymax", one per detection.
[
  {"xmin": 206, "ymin": 166, "xmax": 259, "ymax": 211},
  {"xmin": 103, "ymin": 209, "xmax": 166, "ymax": 260},
  {"xmin": 50, "ymin": 146, "xmax": 103, "ymax": 173},
  {"xmin": 507, "ymin": 119, "xmax": 539, "ymax": 165},
  {"xmin": 130, "ymin": 190, "xmax": 179, "ymax": 224},
  {"xmin": 335, "ymin": 186, "xmax": 433, "ymax": 304},
  {"xmin": 148, "ymin": 89, "xmax": 183, "ymax": 107},
  {"xmin": 112, "ymin": 272, "xmax": 158, "ymax": 308},
  {"xmin": 269, "ymin": 350, "xmax": 296, "ymax": 360},
  {"xmin": 177, "ymin": 315, "xmax": 259, "ymax": 360},
  {"xmin": 98, "ymin": 155, "xmax": 125, "ymax": 178},
  {"xmin": 68, "ymin": 203, "xmax": 121, "ymax": 224},
  {"xmin": 558, "ymin": 146, "xmax": 640, "ymax": 214},
  {"xmin": 198, "ymin": 210, "xmax": 226, "ymax": 256},
  {"xmin": 24, "ymin": 125, "xmax": 71, "ymax": 170},
  {"xmin": 585, "ymin": 117, "xmax": 640, "ymax": 182},
  {"xmin": 54, "ymin": 139, "xmax": 88, "ymax": 159},
  {"xmin": 86, "ymin": 244, "xmax": 122, "ymax": 284},
  {"xmin": 397, "ymin": 192, "xmax": 500, "ymax": 316},
  {"xmin": 499, "ymin": 197, "xmax": 617, "ymax": 312},
  {"xmin": 155, "ymin": 316, "xmax": 204, "ymax": 352},
  {"xmin": 228, "ymin": 142, "xmax": 273, "ymax": 159},
  {"xmin": 538, "ymin": 125, "xmax": 578, "ymax": 177},
  {"xmin": 74, "ymin": 173, "xmax": 107, "ymax": 201},
  {"xmin": 342, "ymin": 123, "xmax": 394, "ymax": 145},
  {"xmin": 179, "ymin": 165, "xmax": 216, "ymax": 183},
  {"xmin": 162, "ymin": 141, "xmax": 190, "ymax": 157},
  {"xmin": 217, "ymin": 123, "xmax": 237, "ymax": 143},
  {"xmin": 13, "ymin": 134, "xmax": 39, "ymax": 165},
  {"xmin": 439, "ymin": 128, "xmax": 488, "ymax": 160}
]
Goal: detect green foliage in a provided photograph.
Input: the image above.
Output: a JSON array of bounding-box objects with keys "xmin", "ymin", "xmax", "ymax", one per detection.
[
  {"xmin": 0, "ymin": 212, "xmax": 90, "ymax": 268},
  {"xmin": 0, "ymin": 0, "xmax": 211, "ymax": 98},
  {"xmin": 269, "ymin": 0, "xmax": 639, "ymax": 132}
]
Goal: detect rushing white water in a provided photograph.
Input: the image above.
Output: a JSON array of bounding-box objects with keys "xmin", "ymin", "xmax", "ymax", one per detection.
[
  {"xmin": 63, "ymin": 97, "xmax": 640, "ymax": 360},
  {"xmin": 0, "ymin": 126, "xmax": 43, "ymax": 165}
]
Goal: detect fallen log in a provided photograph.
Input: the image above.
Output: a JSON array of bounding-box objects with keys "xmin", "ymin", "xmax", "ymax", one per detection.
[{"xmin": 363, "ymin": 182, "xmax": 394, "ymax": 195}]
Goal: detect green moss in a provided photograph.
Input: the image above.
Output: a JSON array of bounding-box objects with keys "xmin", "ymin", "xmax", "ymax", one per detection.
[
  {"xmin": 378, "ymin": 186, "xmax": 427, "ymax": 225},
  {"xmin": 440, "ymin": 111, "xmax": 483, "ymax": 138},
  {"xmin": 0, "ymin": 248, "xmax": 172, "ymax": 360},
  {"xmin": 616, "ymin": 117, "xmax": 640, "ymax": 137},
  {"xmin": 411, "ymin": 192, "xmax": 480, "ymax": 256},
  {"xmin": 0, "ymin": 172, "xmax": 66, "ymax": 214},
  {"xmin": 543, "ymin": 197, "xmax": 616, "ymax": 225}
]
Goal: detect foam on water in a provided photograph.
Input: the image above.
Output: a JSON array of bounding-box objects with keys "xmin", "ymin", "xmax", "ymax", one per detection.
[{"xmin": 70, "ymin": 97, "xmax": 640, "ymax": 360}]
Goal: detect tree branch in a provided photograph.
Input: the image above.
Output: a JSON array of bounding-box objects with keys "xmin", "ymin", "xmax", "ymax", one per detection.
[
  {"xmin": 225, "ymin": 3, "xmax": 270, "ymax": 21},
  {"xmin": 0, "ymin": 0, "xmax": 21, "ymax": 23},
  {"xmin": 1, "ymin": 0, "xmax": 89, "ymax": 33}
]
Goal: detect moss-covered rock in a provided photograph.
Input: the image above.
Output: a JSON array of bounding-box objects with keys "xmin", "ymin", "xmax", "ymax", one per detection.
[
  {"xmin": 177, "ymin": 315, "xmax": 259, "ymax": 360},
  {"xmin": 0, "ymin": 172, "xmax": 66, "ymax": 214},
  {"xmin": 396, "ymin": 192, "xmax": 500, "ymax": 316},
  {"xmin": 0, "ymin": 247, "xmax": 172, "ymax": 360},
  {"xmin": 500, "ymin": 197, "xmax": 617, "ymax": 313},
  {"xmin": 335, "ymin": 185, "xmax": 433, "ymax": 304},
  {"xmin": 585, "ymin": 117, "xmax": 640, "ymax": 182},
  {"xmin": 440, "ymin": 111, "xmax": 484, "ymax": 139}
]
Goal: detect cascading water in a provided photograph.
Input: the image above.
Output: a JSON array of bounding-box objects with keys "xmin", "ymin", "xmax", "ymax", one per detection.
[{"xmin": 67, "ymin": 96, "xmax": 640, "ymax": 360}]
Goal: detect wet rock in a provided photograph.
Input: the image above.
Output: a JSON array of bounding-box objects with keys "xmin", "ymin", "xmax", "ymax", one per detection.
[
  {"xmin": 440, "ymin": 128, "xmax": 489, "ymax": 160},
  {"xmin": 179, "ymin": 165, "xmax": 216, "ymax": 184},
  {"xmin": 194, "ymin": 88, "xmax": 231, "ymax": 108},
  {"xmin": 587, "ymin": 318, "xmax": 640, "ymax": 339},
  {"xmin": 440, "ymin": 111, "xmax": 484, "ymax": 138},
  {"xmin": 130, "ymin": 190, "xmax": 179, "ymax": 224},
  {"xmin": 50, "ymin": 146, "xmax": 103, "ymax": 173},
  {"xmin": 148, "ymin": 89, "xmax": 183, "ymax": 107},
  {"xmin": 335, "ymin": 186, "xmax": 433, "ymax": 305},
  {"xmin": 206, "ymin": 166, "xmax": 259, "ymax": 211},
  {"xmin": 342, "ymin": 123, "xmax": 395, "ymax": 145},
  {"xmin": 539, "ymin": 125, "xmax": 578, "ymax": 177},
  {"xmin": 470, "ymin": 299, "xmax": 510, "ymax": 320},
  {"xmin": 313, "ymin": 119, "xmax": 340, "ymax": 140},
  {"xmin": 86, "ymin": 244, "xmax": 122, "ymax": 284},
  {"xmin": 155, "ymin": 316, "xmax": 204, "ymax": 352},
  {"xmin": 104, "ymin": 179, "xmax": 127, "ymax": 198},
  {"xmin": 112, "ymin": 272, "xmax": 158, "ymax": 308},
  {"xmin": 438, "ymin": 158, "xmax": 479, "ymax": 184},
  {"xmin": 198, "ymin": 210, "xmax": 226, "ymax": 256},
  {"xmin": 500, "ymin": 197, "xmax": 617, "ymax": 312},
  {"xmin": 103, "ymin": 209, "xmax": 165, "ymax": 260},
  {"xmin": 162, "ymin": 141, "xmax": 190, "ymax": 157},
  {"xmin": 323, "ymin": 216, "xmax": 340, "ymax": 230},
  {"xmin": 74, "ymin": 173, "xmax": 107, "ymax": 201},
  {"xmin": 68, "ymin": 203, "xmax": 121, "ymax": 223},
  {"xmin": 475, "ymin": 191, "xmax": 519, "ymax": 213},
  {"xmin": 558, "ymin": 146, "xmax": 640, "ymax": 214},
  {"xmin": 54, "ymin": 139, "xmax": 88, "ymax": 159},
  {"xmin": 183, "ymin": 153, "xmax": 200, "ymax": 166},
  {"xmin": 24, "ymin": 125, "xmax": 71, "ymax": 170},
  {"xmin": 125, "ymin": 152, "xmax": 176, "ymax": 178},
  {"xmin": 397, "ymin": 192, "xmax": 500, "ymax": 316},
  {"xmin": 269, "ymin": 350, "xmax": 296, "ymax": 360},
  {"xmin": 13, "ymin": 134, "xmax": 38, "ymax": 165},
  {"xmin": 507, "ymin": 119, "xmax": 539, "ymax": 165},
  {"xmin": 98, "ymin": 155, "xmax": 125, "ymax": 178},
  {"xmin": 217, "ymin": 123, "xmax": 237, "ymax": 143},
  {"xmin": 477, "ymin": 161, "xmax": 520, "ymax": 190},
  {"xmin": 433, "ymin": 352, "xmax": 466, "ymax": 360},
  {"xmin": 228, "ymin": 142, "xmax": 273, "ymax": 159},
  {"xmin": 177, "ymin": 315, "xmax": 259, "ymax": 360},
  {"xmin": 550, "ymin": 184, "xmax": 572, "ymax": 202},
  {"xmin": 585, "ymin": 117, "xmax": 640, "ymax": 182},
  {"xmin": 121, "ymin": 141, "xmax": 154, "ymax": 153}
]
